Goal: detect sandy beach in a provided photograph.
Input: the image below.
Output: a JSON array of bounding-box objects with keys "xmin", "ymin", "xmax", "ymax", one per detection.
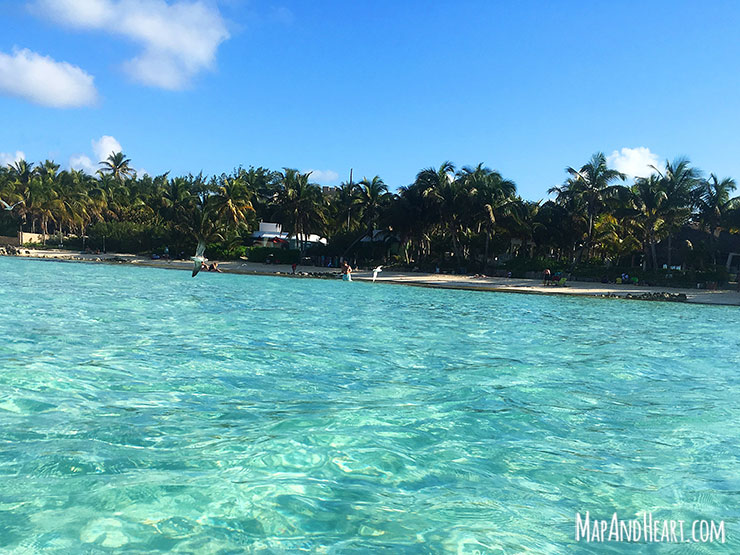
[{"xmin": 7, "ymin": 247, "xmax": 740, "ymax": 307}]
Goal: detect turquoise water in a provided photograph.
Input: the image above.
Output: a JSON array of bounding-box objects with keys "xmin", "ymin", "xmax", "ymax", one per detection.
[{"xmin": 1, "ymin": 257, "xmax": 739, "ymax": 553}]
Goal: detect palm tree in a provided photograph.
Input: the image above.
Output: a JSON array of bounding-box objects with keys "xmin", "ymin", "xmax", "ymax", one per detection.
[
  {"xmin": 508, "ymin": 199, "xmax": 542, "ymax": 258},
  {"xmin": 592, "ymin": 212, "xmax": 642, "ymax": 266},
  {"xmin": 390, "ymin": 184, "xmax": 433, "ymax": 263},
  {"xmin": 98, "ymin": 152, "xmax": 134, "ymax": 182},
  {"xmin": 175, "ymin": 173, "xmax": 251, "ymax": 267},
  {"xmin": 549, "ymin": 152, "xmax": 625, "ymax": 261},
  {"xmin": 210, "ymin": 175, "xmax": 255, "ymax": 229},
  {"xmin": 9, "ymin": 159, "xmax": 33, "ymax": 188},
  {"xmin": 458, "ymin": 163, "xmax": 517, "ymax": 262},
  {"xmin": 176, "ymin": 189, "xmax": 224, "ymax": 267},
  {"xmin": 239, "ymin": 166, "xmax": 282, "ymax": 216},
  {"xmin": 37, "ymin": 159, "xmax": 60, "ymax": 181},
  {"xmin": 33, "ymin": 162, "xmax": 64, "ymax": 244},
  {"xmin": 694, "ymin": 174, "xmax": 738, "ymax": 264},
  {"xmin": 355, "ymin": 176, "xmax": 391, "ymax": 236},
  {"xmin": 631, "ymin": 175, "xmax": 668, "ymax": 269},
  {"xmin": 274, "ymin": 169, "xmax": 326, "ymax": 252},
  {"xmin": 650, "ymin": 158, "xmax": 701, "ymax": 266},
  {"xmin": 161, "ymin": 176, "xmax": 193, "ymax": 223},
  {"xmin": 337, "ymin": 177, "xmax": 359, "ymax": 232},
  {"xmin": 414, "ymin": 162, "xmax": 474, "ymax": 261}
]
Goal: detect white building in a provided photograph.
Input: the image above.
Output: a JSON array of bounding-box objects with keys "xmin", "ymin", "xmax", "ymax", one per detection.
[{"xmin": 251, "ymin": 222, "xmax": 327, "ymax": 249}]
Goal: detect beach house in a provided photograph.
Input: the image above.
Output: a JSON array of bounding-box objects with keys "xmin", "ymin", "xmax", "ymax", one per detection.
[{"xmin": 251, "ymin": 222, "xmax": 327, "ymax": 249}]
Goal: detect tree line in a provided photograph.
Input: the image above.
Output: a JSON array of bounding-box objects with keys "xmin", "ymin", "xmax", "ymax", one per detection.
[{"xmin": 1, "ymin": 151, "xmax": 738, "ymax": 274}]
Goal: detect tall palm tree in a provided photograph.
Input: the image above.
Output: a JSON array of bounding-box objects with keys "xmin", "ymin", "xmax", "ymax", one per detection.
[
  {"xmin": 33, "ymin": 161, "xmax": 65, "ymax": 244},
  {"xmin": 176, "ymin": 189, "xmax": 224, "ymax": 273},
  {"xmin": 592, "ymin": 212, "xmax": 642, "ymax": 266},
  {"xmin": 415, "ymin": 162, "xmax": 473, "ymax": 261},
  {"xmin": 390, "ymin": 183, "xmax": 433, "ymax": 263},
  {"xmin": 161, "ymin": 176, "xmax": 193, "ymax": 223},
  {"xmin": 508, "ymin": 199, "xmax": 542, "ymax": 257},
  {"xmin": 355, "ymin": 176, "xmax": 391, "ymax": 236},
  {"xmin": 694, "ymin": 174, "xmax": 738, "ymax": 264},
  {"xmin": 549, "ymin": 152, "xmax": 625, "ymax": 260},
  {"xmin": 337, "ymin": 178, "xmax": 359, "ymax": 232},
  {"xmin": 98, "ymin": 152, "xmax": 134, "ymax": 183},
  {"xmin": 631, "ymin": 175, "xmax": 668, "ymax": 270},
  {"xmin": 9, "ymin": 159, "xmax": 34, "ymax": 188},
  {"xmin": 175, "ymin": 173, "xmax": 253, "ymax": 272},
  {"xmin": 37, "ymin": 159, "xmax": 60, "ymax": 181},
  {"xmin": 458, "ymin": 163, "xmax": 517, "ymax": 262},
  {"xmin": 274, "ymin": 169, "xmax": 326, "ymax": 252},
  {"xmin": 650, "ymin": 157, "xmax": 701, "ymax": 266},
  {"xmin": 210, "ymin": 175, "xmax": 255, "ymax": 229}
]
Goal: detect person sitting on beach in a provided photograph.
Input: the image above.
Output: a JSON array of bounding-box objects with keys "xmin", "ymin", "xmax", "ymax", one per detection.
[
  {"xmin": 543, "ymin": 268, "xmax": 551, "ymax": 286},
  {"xmin": 208, "ymin": 262, "xmax": 222, "ymax": 273},
  {"xmin": 341, "ymin": 261, "xmax": 352, "ymax": 281},
  {"xmin": 201, "ymin": 261, "xmax": 208, "ymax": 272}
]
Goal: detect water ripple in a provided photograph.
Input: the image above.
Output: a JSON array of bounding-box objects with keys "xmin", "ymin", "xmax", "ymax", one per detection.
[{"xmin": 1, "ymin": 257, "xmax": 739, "ymax": 552}]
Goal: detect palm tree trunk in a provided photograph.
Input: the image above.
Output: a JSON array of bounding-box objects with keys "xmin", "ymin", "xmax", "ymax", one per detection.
[
  {"xmin": 667, "ymin": 234, "xmax": 672, "ymax": 267},
  {"xmin": 448, "ymin": 220, "xmax": 463, "ymax": 262},
  {"xmin": 650, "ymin": 239, "xmax": 659, "ymax": 271},
  {"xmin": 642, "ymin": 233, "xmax": 649, "ymax": 271},
  {"xmin": 587, "ymin": 212, "xmax": 594, "ymax": 259}
]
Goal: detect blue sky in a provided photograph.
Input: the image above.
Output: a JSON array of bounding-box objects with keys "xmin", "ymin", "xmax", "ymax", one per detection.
[{"xmin": 1, "ymin": 0, "xmax": 739, "ymax": 199}]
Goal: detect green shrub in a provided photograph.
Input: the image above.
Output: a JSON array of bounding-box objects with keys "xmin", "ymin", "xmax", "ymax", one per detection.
[
  {"xmin": 205, "ymin": 242, "xmax": 249, "ymax": 260},
  {"xmin": 88, "ymin": 221, "xmax": 174, "ymax": 253}
]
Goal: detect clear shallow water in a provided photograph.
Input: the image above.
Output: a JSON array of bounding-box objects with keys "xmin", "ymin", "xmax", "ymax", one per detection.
[{"xmin": 1, "ymin": 257, "xmax": 739, "ymax": 553}]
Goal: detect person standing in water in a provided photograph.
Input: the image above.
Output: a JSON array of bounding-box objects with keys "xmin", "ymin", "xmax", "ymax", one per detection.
[{"xmin": 341, "ymin": 261, "xmax": 353, "ymax": 281}]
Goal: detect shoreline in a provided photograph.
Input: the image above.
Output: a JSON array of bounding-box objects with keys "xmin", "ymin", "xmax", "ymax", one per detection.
[{"xmin": 5, "ymin": 248, "xmax": 740, "ymax": 307}]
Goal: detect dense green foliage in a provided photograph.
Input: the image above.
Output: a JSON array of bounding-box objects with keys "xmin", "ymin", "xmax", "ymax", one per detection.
[{"xmin": 1, "ymin": 152, "xmax": 739, "ymax": 279}]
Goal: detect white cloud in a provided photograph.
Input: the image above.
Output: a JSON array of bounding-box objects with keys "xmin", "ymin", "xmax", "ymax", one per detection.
[
  {"xmin": 33, "ymin": 0, "xmax": 230, "ymax": 90},
  {"xmin": 305, "ymin": 169, "xmax": 339, "ymax": 183},
  {"xmin": 69, "ymin": 154, "xmax": 96, "ymax": 174},
  {"xmin": 69, "ymin": 135, "xmax": 125, "ymax": 174},
  {"xmin": 0, "ymin": 151, "xmax": 26, "ymax": 166},
  {"xmin": 0, "ymin": 48, "xmax": 97, "ymax": 108},
  {"xmin": 607, "ymin": 147, "xmax": 660, "ymax": 179},
  {"xmin": 92, "ymin": 135, "xmax": 123, "ymax": 162}
]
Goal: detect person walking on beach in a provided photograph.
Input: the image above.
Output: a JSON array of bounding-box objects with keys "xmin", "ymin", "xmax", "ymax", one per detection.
[{"xmin": 543, "ymin": 268, "xmax": 551, "ymax": 286}]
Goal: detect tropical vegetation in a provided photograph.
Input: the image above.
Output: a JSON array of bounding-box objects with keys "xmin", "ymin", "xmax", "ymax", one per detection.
[{"xmin": 1, "ymin": 151, "xmax": 739, "ymax": 283}]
